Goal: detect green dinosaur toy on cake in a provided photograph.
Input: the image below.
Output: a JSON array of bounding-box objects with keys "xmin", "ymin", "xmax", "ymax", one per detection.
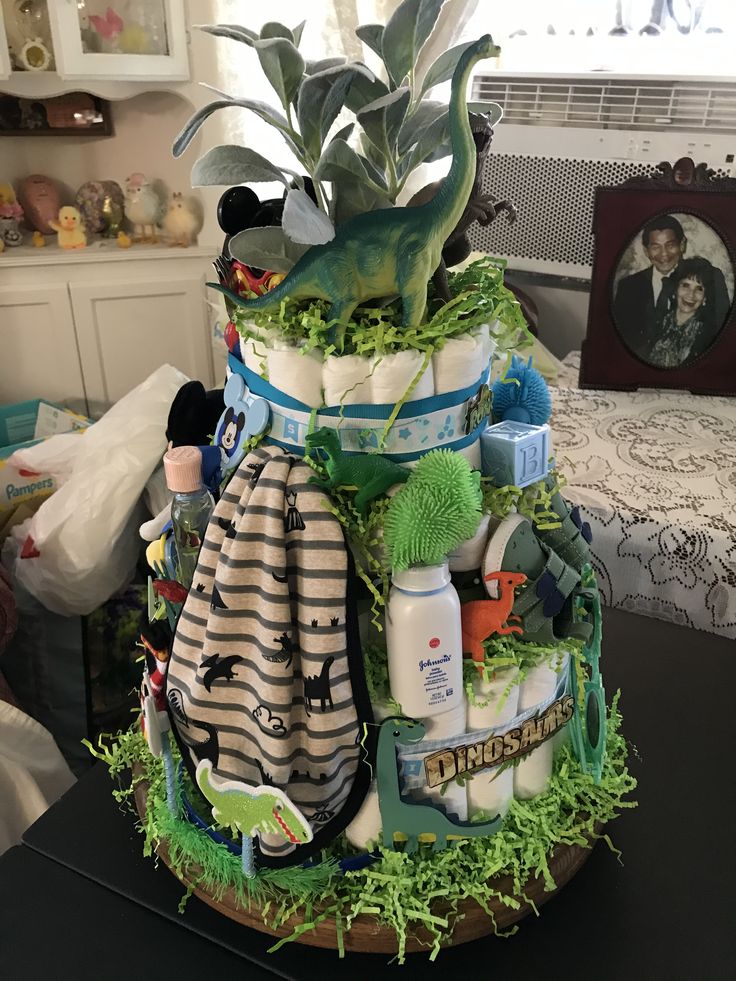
[{"xmin": 211, "ymin": 36, "xmax": 498, "ymax": 329}]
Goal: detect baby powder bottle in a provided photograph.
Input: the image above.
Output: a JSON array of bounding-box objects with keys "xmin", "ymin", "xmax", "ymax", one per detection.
[
  {"xmin": 164, "ymin": 446, "xmax": 214, "ymax": 589},
  {"xmin": 386, "ymin": 562, "xmax": 467, "ymax": 818},
  {"xmin": 386, "ymin": 561, "xmax": 464, "ymax": 719}
]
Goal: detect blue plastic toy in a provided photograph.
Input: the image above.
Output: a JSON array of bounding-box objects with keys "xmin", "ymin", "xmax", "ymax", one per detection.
[
  {"xmin": 214, "ymin": 373, "xmax": 270, "ymax": 472},
  {"xmin": 491, "ymin": 355, "xmax": 552, "ymax": 426},
  {"xmin": 480, "ymin": 420, "xmax": 550, "ymax": 488}
]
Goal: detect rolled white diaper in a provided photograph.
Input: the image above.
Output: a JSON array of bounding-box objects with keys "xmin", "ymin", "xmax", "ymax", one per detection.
[
  {"xmin": 456, "ymin": 439, "xmax": 481, "ymax": 470},
  {"xmin": 370, "ymin": 349, "xmax": 435, "ymax": 404},
  {"xmin": 323, "ymin": 353, "xmax": 374, "ymax": 405},
  {"xmin": 417, "ymin": 702, "xmax": 468, "ymax": 820},
  {"xmin": 513, "ymin": 661, "xmax": 559, "ymax": 799},
  {"xmin": 466, "ymin": 667, "xmax": 520, "ymax": 818},
  {"xmin": 345, "ymin": 780, "xmax": 382, "ymax": 849},
  {"xmin": 240, "ymin": 324, "xmax": 283, "ymax": 378},
  {"xmin": 267, "ymin": 345, "xmax": 323, "ymax": 408},
  {"xmin": 432, "ymin": 324, "xmax": 493, "ymax": 395},
  {"xmin": 448, "ymin": 513, "xmax": 490, "ymax": 572}
]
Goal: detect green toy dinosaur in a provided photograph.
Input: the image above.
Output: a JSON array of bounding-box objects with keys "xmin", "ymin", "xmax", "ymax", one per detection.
[
  {"xmin": 210, "ymin": 35, "xmax": 498, "ymax": 332},
  {"xmin": 377, "ymin": 717, "xmax": 503, "ymax": 853},
  {"xmin": 196, "ymin": 760, "xmax": 312, "ymax": 845},
  {"xmin": 305, "ymin": 426, "xmax": 409, "ymax": 513}
]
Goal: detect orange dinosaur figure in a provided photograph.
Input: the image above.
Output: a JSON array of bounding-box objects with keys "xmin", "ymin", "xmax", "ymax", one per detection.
[{"xmin": 461, "ymin": 571, "xmax": 527, "ymax": 663}]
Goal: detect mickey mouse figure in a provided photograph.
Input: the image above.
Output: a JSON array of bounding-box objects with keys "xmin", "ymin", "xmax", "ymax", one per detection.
[{"xmin": 215, "ymin": 373, "xmax": 270, "ymax": 474}]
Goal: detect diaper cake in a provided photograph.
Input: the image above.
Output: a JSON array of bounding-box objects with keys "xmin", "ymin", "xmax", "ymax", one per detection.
[{"xmin": 96, "ymin": 5, "xmax": 635, "ymax": 960}]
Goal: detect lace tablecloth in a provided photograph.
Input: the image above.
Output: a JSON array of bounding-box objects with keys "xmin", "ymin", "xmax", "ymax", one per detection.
[{"xmin": 550, "ymin": 352, "xmax": 736, "ymax": 638}]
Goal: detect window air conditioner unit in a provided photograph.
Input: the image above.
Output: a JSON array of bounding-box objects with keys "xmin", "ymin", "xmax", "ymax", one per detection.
[{"xmin": 468, "ymin": 74, "xmax": 736, "ymax": 280}]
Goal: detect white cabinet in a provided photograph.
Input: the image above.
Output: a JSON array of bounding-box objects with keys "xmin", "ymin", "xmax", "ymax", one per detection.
[
  {"xmin": 0, "ymin": 283, "xmax": 86, "ymax": 409},
  {"xmin": 48, "ymin": 0, "xmax": 189, "ymax": 82},
  {"xmin": 0, "ymin": 0, "xmax": 189, "ymax": 95},
  {"xmin": 0, "ymin": 245, "xmax": 216, "ymax": 416},
  {"xmin": 70, "ymin": 275, "xmax": 211, "ymax": 411}
]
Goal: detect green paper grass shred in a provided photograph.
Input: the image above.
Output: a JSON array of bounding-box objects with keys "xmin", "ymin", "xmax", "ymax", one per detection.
[
  {"xmin": 233, "ymin": 258, "xmax": 532, "ymax": 361},
  {"xmin": 92, "ymin": 692, "xmax": 635, "ymax": 964}
]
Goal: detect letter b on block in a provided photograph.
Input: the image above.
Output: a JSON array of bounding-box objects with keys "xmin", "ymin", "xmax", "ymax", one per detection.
[{"xmin": 480, "ymin": 421, "xmax": 550, "ymax": 488}]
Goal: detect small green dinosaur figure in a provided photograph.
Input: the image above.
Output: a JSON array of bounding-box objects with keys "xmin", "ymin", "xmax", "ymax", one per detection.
[
  {"xmin": 196, "ymin": 759, "xmax": 312, "ymax": 844},
  {"xmin": 210, "ymin": 35, "xmax": 498, "ymax": 333},
  {"xmin": 377, "ymin": 717, "xmax": 503, "ymax": 853},
  {"xmin": 305, "ymin": 426, "xmax": 409, "ymax": 513}
]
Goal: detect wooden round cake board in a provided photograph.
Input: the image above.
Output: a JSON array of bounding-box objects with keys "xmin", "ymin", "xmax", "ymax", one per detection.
[{"xmin": 133, "ymin": 774, "xmax": 600, "ymax": 954}]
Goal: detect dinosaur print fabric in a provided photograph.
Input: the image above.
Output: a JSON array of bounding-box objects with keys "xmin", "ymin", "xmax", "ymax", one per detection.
[{"xmin": 167, "ymin": 445, "xmax": 373, "ymax": 866}]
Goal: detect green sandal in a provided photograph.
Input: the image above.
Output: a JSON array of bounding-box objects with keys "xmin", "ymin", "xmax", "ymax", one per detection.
[
  {"xmin": 483, "ymin": 513, "xmax": 592, "ymax": 646},
  {"xmin": 533, "ymin": 476, "xmax": 592, "ymax": 573}
]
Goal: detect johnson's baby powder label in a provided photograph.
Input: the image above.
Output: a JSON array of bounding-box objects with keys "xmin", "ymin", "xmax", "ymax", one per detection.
[{"xmin": 386, "ymin": 563, "xmax": 464, "ymax": 719}]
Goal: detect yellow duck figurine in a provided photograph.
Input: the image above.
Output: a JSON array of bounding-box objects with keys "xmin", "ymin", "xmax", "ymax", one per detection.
[
  {"xmin": 49, "ymin": 206, "xmax": 86, "ymax": 249},
  {"xmin": 32, "ymin": 230, "xmax": 46, "ymax": 247},
  {"xmin": 116, "ymin": 230, "xmax": 132, "ymax": 248}
]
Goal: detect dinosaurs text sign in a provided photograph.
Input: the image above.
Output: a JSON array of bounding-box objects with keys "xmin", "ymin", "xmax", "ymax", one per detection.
[{"xmin": 423, "ymin": 695, "xmax": 574, "ymax": 789}]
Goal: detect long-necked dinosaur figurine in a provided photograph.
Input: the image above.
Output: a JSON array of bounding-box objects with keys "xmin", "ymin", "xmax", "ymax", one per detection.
[{"xmin": 210, "ymin": 35, "xmax": 498, "ymax": 330}]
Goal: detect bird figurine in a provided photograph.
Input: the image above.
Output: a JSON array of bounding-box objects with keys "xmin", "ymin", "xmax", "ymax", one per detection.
[
  {"xmin": 162, "ymin": 192, "xmax": 201, "ymax": 247},
  {"xmin": 32, "ymin": 230, "xmax": 45, "ymax": 247},
  {"xmin": 49, "ymin": 206, "xmax": 86, "ymax": 249},
  {"xmin": 124, "ymin": 173, "xmax": 162, "ymax": 243},
  {"xmin": 117, "ymin": 230, "xmax": 132, "ymax": 249}
]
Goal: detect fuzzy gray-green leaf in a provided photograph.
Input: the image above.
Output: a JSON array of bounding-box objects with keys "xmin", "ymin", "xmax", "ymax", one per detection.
[
  {"xmin": 381, "ymin": 0, "xmax": 445, "ymax": 87},
  {"xmin": 254, "ymin": 37, "xmax": 305, "ymax": 108},
  {"xmin": 418, "ymin": 40, "xmax": 475, "ymax": 98},
  {"xmin": 314, "ymin": 139, "xmax": 387, "ymax": 193},
  {"xmin": 397, "ymin": 100, "xmax": 446, "ymax": 155},
  {"xmin": 331, "ymin": 122, "xmax": 355, "ymax": 144},
  {"xmin": 297, "ymin": 66, "xmax": 362, "ymax": 160},
  {"xmin": 357, "ymin": 86, "xmax": 410, "ymax": 161},
  {"xmin": 398, "ymin": 108, "xmax": 450, "ymax": 176},
  {"xmin": 306, "ymin": 57, "xmax": 346, "ymax": 74},
  {"xmin": 172, "ymin": 98, "xmax": 296, "ymax": 158},
  {"xmin": 330, "ymin": 181, "xmax": 393, "ymax": 225},
  {"xmin": 343, "ymin": 71, "xmax": 390, "ymax": 113},
  {"xmin": 260, "ymin": 21, "xmax": 293, "ymax": 40},
  {"xmin": 228, "ymin": 226, "xmax": 307, "ymax": 273},
  {"xmin": 292, "ymin": 21, "xmax": 306, "ymax": 47},
  {"xmin": 191, "ymin": 145, "xmax": 294, "ymax": 187},
  {"xmin": 196, "ymin": 24, "xmax": 257, "ymax": 45},
  {"xmin": 355, "ymin": 23, "xmax": 384, "ymax": 58},
  {"xmin": 282, "ymin": 189, "xmax": 335, "ymax": 245}
]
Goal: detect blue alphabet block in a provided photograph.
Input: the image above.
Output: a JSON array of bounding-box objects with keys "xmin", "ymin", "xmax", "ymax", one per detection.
[{"xmin": 480, "ymin": 421, "xmax": 550, "ymax": 488}]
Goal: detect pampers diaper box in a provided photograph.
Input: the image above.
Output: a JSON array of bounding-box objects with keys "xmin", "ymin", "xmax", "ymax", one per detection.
[{"xmin": 0, "ymin": 399, "xmax": 89, "ymax": 541}]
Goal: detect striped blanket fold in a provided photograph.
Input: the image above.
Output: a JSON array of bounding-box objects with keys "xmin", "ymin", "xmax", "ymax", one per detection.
[{"xmin": 167, "ymin": 445, "xmax": 373, "ymax": 866}]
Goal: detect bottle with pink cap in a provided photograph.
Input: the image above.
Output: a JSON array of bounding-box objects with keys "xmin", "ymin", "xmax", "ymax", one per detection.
[{"xmin": 163, "ymin": 446, "xmax": 214, "ymax": 589}]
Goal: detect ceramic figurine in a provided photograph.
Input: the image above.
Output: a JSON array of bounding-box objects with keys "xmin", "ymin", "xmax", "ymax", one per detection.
[
  {"xmin": 19, "ymin": 174, "xmax": 60, "ymax": 234},
  {"xmin": 124, "ymin": 173, "xmax": 162, "ymax": 243},
  {"xmin": 100, "ymin": 181, "xmax": 124, "ymax": 237},
  {"xmin": 0, "ymin": 184, "xmax": 23, "ymax": 247},
  {"xmin": 117, "ymin": 230, "xmax": 132, "ymax": 248},
  {"xmin": 32, "ymin": 230, "xmax": 45, "ymax": 247},
  {"xmin": 163, "ymin": 192, "xmax": 201, "ymax": 247},
  {"xmin": 49, "ymin": 206, "xmax": 87, "ymax": 250}
]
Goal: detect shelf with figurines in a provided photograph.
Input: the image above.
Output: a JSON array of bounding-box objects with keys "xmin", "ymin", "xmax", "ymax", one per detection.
[
  {"xmin": 0, "ymin": 171, "xmax": 206, "ymax": 263},
  {"xmin": 84, "ymin": 2, "xmax": 637, "ymax": 962}
]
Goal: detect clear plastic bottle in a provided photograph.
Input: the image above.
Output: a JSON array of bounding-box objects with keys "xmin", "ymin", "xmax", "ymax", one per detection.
[{"xmin": 163, "ymin": 446, "xmax": 214, "ymax": 589}]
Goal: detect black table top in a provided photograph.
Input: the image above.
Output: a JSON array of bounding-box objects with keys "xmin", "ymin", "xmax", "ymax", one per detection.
[{"xmin": 14, "ymin": 607, "xmax": 736, "ymax": 979}]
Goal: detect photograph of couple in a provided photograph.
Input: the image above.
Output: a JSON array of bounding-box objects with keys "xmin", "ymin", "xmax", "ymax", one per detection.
[{"xmin": 612, "ymin": 213, "xmax": 734, "ymax": 369}]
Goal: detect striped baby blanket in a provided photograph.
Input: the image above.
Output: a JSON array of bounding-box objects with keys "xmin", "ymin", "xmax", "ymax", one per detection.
[{"xmin": 167, "ymin": 445, "xmax": 373, "ymax": 866}]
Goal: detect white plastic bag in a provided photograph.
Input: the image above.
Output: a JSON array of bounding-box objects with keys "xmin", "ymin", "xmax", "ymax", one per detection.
[{"xmin": 8, "ymin": 364, "xmax": 188, "ymax": 616}]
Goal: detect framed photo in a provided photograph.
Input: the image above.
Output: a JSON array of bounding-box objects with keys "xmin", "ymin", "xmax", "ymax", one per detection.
[{"xmin": 580, "ymin": 158, "xmax": 736, "ymax": 396}]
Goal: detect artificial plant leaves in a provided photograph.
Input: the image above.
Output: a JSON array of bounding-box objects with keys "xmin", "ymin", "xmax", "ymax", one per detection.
[
  {"xmin": 191, "ymin": 145, "xmax": 298, "ymax": 187},
  {"xmin": 381, "ymin": 0, "xmax": 446, "ymax": 87}
]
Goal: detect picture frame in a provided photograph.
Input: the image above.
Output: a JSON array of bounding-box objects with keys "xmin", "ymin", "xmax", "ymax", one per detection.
[{"xmin": 580, "ymin": 158, "xmax": 736, "ymax": 396}]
